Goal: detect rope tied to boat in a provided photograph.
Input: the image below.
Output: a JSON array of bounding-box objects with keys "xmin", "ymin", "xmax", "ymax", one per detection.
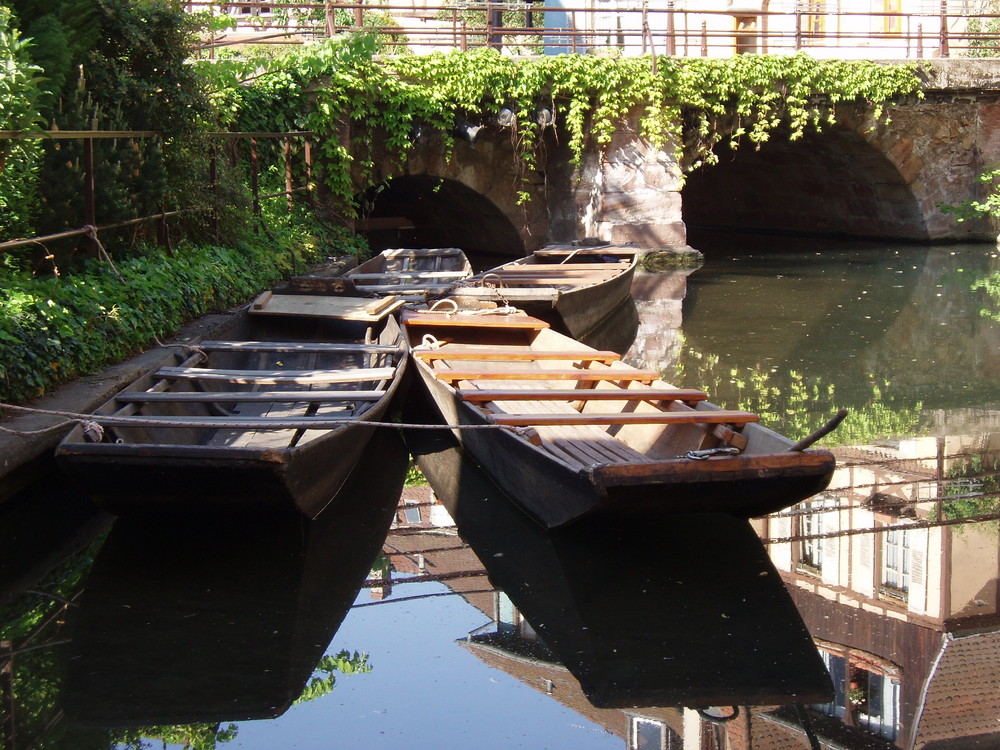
[
  {"xmin": 680, "ymin": 446, "xmax": 742, "ymax": 460},
  {"xmin": 0, "ymin": 402, "xmax": 546, "ymax": 437}
]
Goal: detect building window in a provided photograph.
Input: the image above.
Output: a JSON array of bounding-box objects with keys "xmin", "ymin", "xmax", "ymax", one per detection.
[
  {"xmin": 815, "ymin": 648, "xmax": 901, "ymax": 741},
  {"xmin": 629, "ymin": 717, "xmax": 680, "ymax": 750},
  {"xmin": 799, "ymin": 499, "xmax": 826, "ymax": 572},
  {"xmin": 882, "ymin": 527, "xmax": 910, "ymax": 596}
]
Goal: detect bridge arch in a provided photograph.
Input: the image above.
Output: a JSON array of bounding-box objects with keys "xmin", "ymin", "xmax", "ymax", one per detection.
[
  {"xmin": 357, "ymin": 175, "xmax": 525, "ymax": 264},
  {"xmin": 682, "ymin": 126, "xmax": 927, "ymax": 245}
]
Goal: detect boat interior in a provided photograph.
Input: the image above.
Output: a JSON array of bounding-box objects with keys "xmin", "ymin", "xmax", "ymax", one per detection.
[
  {"xmin": 79, "ymin": 307, "xmax": 404, "ymax": 450},
  {"xmin": 405, "ymin": 310, "xmax": 773, "ymax": 472}
]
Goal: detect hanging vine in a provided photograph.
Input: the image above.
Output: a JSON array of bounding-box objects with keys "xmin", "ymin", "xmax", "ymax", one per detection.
[{"xmin": 197, "ymin": 39, "xmax": 925, "ymax": 212}]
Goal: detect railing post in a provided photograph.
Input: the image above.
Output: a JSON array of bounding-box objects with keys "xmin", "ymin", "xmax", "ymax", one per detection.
[
  {"xmin": 83, "ymin": 136, "xmax": 98, "ymax": 258},
  {"xmin": 285, "ymin": 135, "xmax": 294, "ymax": 213},
  {"xmin": 304, "ymin": 137, "xmax": 314, "ymax": 209},
  {"xmin": 917, "ymin": 22, "xmax": 923, "ymax": 57},
  {"xmin": 250, "ymin": 136, "xmax": 260, "ymax": 218},
  {"xmin": 665, "ymin": 0, "xmax": 676, "ymax": 56},
  {"xmin": 795, "ymin": 9, "xmax": 802, "ymax": 49},
  {"xmin": 700, "ymin": 20, "xmax": 707, "ymax": 55},
  {"xmin": 354, "ymin": 0, "xmax": 363, "ymax": 28},
  {"xmin": 209, "ymin": 143, "xmax": 220, "ymax": 243},
  {"xmin": 938, "ymin": 0, "xmax": 949, "ymax": 57}
]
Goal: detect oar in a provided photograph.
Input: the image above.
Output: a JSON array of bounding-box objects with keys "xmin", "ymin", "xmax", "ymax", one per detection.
[{"xmin": 788, "ymin": 408, "xmax": 848, "ymax": 452}]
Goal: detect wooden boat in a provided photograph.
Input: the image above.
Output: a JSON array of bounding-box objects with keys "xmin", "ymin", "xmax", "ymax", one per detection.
[
  {"xmin": 64, "ymin": 429, "xmax": 408, "ymax": 726},
  {"xmin": 407, "ymin": 428, "xmax": 833, "ymax": 709},
  {"xmin": 402, "ymin": 306, "xmax": 837, "ymax": 528},
  {"xmin": 56, "ymin": 294, "xmax": 408, "ymax": 518},
  {"xmin": 449, "ymin": 243, "xmax": 638, "ymax": 340},
  {"xmin": 287, "ymin": 247, "xmax": 473, "ymax": 302}
]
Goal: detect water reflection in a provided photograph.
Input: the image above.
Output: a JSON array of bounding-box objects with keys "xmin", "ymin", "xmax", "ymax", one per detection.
[
  {"xmin": 3, "ymin": 241, "xmax": 1000, "ymax": 748},
  {"xmin": 406, "ymin": 428, "xmax": 833, "ymax": 709}
]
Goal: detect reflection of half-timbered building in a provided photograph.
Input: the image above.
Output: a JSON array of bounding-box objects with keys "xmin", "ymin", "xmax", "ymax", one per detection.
[{"xmin": 758, "ymin": 434, "xmax": 1000, "ymax": 748}]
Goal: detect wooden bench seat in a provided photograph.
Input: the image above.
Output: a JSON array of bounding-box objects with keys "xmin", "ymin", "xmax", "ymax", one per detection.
[
  {"xmin": 416, "ymin": 348, "xmax": 620, "ymax": 364},
  {"xmin": 353, "ymin": 282, "xmax": 455, "ymax": 293},
  {"xmin": 198, "ymin": 341, "xmax": 398, "ymax": 354},
  {"xmin": 490, "ymin": 410, "xmax": 759, "ymax": 427},
  {"xmin": 458, "ymin": 388, "xmax": 706, "ymax": 403},
  {"xmin": 436, "ymin": 368, "xmax": 658, "ymax": 384},
  {"xmin": 504, "ymin": 261, "xmax": 631, "ymax": 270},
  {"xmin": 485, "ymin": 396, "xmax": 653, "ymax": 469},
  {"xmin": 404, "ymin": 313, "xmax": 549, "ymax": 330},
  {"xmin": 347, "ymin": 270, "xmax": 470, "ymax": 280},
  {"xmin": 116, "ymin": 390, "xmax": 385, "ymax": 404},
  {"xmin": 154, "ymin": 366, "xmax": 395, "ymax": 386}
]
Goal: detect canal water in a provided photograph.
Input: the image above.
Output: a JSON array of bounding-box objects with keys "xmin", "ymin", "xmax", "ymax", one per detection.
[{"xmin": 2, "ymin": 239, "xmax": 1000, "ymax": 749}]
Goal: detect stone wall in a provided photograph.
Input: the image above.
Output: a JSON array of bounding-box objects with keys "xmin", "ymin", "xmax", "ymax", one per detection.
[{"xmin": 345, "ymin": 60, "xmax": 1000, "ymax": 251}]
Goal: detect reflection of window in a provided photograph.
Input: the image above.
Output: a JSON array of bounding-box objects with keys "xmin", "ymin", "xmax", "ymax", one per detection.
[
  {"xmin": 815, "ymin": 648, "xmax": 900, "ymax": 741},
  {"xmin": 882, "ymin": 527, "xmax": 910, "ymax": 595},
  {"xmin": 629, "ymin": 717, "xmax": 680, "ymax": 750},
  {"xmin": 402, "ymin": 500, "xmax": 422, "ymax": 525},
  {"xmin": 800, "ymin": 499, "xmax": 826, "ymax": 571}
]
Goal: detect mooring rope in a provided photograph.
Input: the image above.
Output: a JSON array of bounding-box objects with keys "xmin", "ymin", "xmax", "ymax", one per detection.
[{"xmin": 0, "ymin": 401, "xmax": 532, "ymax": 438}]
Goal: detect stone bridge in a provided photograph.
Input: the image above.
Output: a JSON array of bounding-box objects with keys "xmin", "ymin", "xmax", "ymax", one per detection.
[{"xmin": 349, "ymin": 59, "xmax": 1000, "ymax": 259}]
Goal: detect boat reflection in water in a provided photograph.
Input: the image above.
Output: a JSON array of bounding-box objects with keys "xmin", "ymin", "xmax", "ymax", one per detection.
[
  {"xmin": 405, "ymin": 428, "xmax": 834, "ymax": 714},
  {"xmin": 61, "ymin": 428, "xmax": 408, "ymax": 727}
]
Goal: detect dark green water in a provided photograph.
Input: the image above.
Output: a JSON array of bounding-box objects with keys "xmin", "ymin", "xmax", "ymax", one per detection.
[{"xmin": 3, "ymin": 239, "xmax": 1000, "ymax": 750}]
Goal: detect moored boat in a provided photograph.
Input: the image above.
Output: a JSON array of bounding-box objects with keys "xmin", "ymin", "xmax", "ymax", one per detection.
[
  {"xmin": 449, "ymin": 243, "xmax": 638, "ymax": 340},
  {"xmin": 55, "ymin": 294, "xmax": 408, "ymax": 518},
  {"xmin": 288, "ymin": 247, "xmax": 473, "ymax": 302},
  {"xmin": 402, "ymin": 305, "xmax": 838, "ymax": 528}
]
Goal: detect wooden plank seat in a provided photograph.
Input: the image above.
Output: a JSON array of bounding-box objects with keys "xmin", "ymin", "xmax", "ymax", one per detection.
[
  {"xmin": 490, "ymin": 410, "xmax": 759, "ymax": 427},
  {"xmin": 89, "ymin": 414, "xmax": 366, "ymax": 429},
  {"xmin": 416, "ymin": 348, "xmax": 620, "ymax": 364},
  {"xmin": 116, "ymin": 390, "xmax": 385, "ymax": 403},
  {"xmin": 381, "ymin": 247, "xmax": 462, "ymax": 258},
  {"xmin": 457, "ymin": 388, "xmax": 707, "ymax": 403},
  {"xmin": 353, "ymin": 282, "xmax": 455, "ymax": 293},
  {"xmin": 154, "ymin": 366, "xmax": 396, "ymax": 385},
  {"xmin": 404, "ymin": 313, "xmax": 549, "ymax": 330},
  {"xmin": 485, "ymin": 265, "xmax": 626, "ymax": 273},
  {"xmin": 483, "ymin": 397, "xmax": 654, "ymax": 469},
  {"xmin": 198, "ymin": 341, "xmax": 399, "ymax": 354},
  {"xmin": 435, "ymin": 368, "xmax": 658, "ymax": 384},
  {"xmin": 532, "ymin": 248, "xmax": 637, "ymax": 257},
  {"xmin": 348, "ymin": 270, "xmax": 470, "ymax": 280}
]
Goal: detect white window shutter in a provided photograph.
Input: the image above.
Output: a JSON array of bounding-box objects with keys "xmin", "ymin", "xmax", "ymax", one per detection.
[
  {"xmin": 768, "ymin": 514, "xmax": 793, "ymax": 571},
  {"xmin": 820, "ymin": 508, "xmax": 841, "ymax": 586},
  {"xmin": 908, "ymin": 527, "xmax": 929, "ymax": 614},
  {"xmin": 853, "ymin": 509, "xmax": 875, "ymax": 598}
]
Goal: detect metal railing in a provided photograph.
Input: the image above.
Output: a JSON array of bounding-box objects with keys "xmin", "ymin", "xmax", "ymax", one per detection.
[
  {"xmin": 0, "ymin": 130, "xmax": 315, "ymax": 267},
  {"xmin": 186, "ymin": 0, "xmax": 1000, "ymax": 59}
]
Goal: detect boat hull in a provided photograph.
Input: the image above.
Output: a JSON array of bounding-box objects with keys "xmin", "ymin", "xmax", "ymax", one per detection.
[
  {"xmin": 412, "ymin": 367, "xmax": 833, "ymax": 527},
  {"xmin": 57, "ymin": 313, "xmax": 408, "ymax": 518}
]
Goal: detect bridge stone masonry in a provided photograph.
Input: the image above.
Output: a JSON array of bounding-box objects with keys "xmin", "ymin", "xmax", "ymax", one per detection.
[{"xmin": 349, "ymin": 59, "xmax": 1000, "ymax": 257}]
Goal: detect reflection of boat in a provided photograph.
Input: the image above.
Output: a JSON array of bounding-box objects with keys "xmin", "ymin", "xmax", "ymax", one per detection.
[
  {"xmin": 450, "ymin": 244, "xmax": 638, "ymax": 339},
  {"xmin": 289, "ymin": 248, "xmax": 474, "ymax": 302},
  {"xmin": 406, "ymin": 428, "xmax": 834, "ymax": 709},
  {"xmin": 62, "ymin": 428, "xmax": 408, "ymax": 727},
  {"xmin": 56, "ymin": 301, "xmax": 407, "ymax": 518},
  {"xmin": 402, "ymin": 307, "xmax": 837, "ymax": 527}
]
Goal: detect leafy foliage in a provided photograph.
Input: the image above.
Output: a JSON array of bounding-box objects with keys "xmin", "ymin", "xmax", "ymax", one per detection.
[
  {"xmin": 671, "ymin": 347, "xmax": 923, "ymax": 445},
  {"xmin": 0, "ymin": 211, "xmax": 349, "ymax": 403},
  {"xmin": 198, "ymin": 41, "xmax": 923, "ymax": 212},
  {"xmin": 0, "ymin": 6, "xmax": 45, "ymax": 236}
]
